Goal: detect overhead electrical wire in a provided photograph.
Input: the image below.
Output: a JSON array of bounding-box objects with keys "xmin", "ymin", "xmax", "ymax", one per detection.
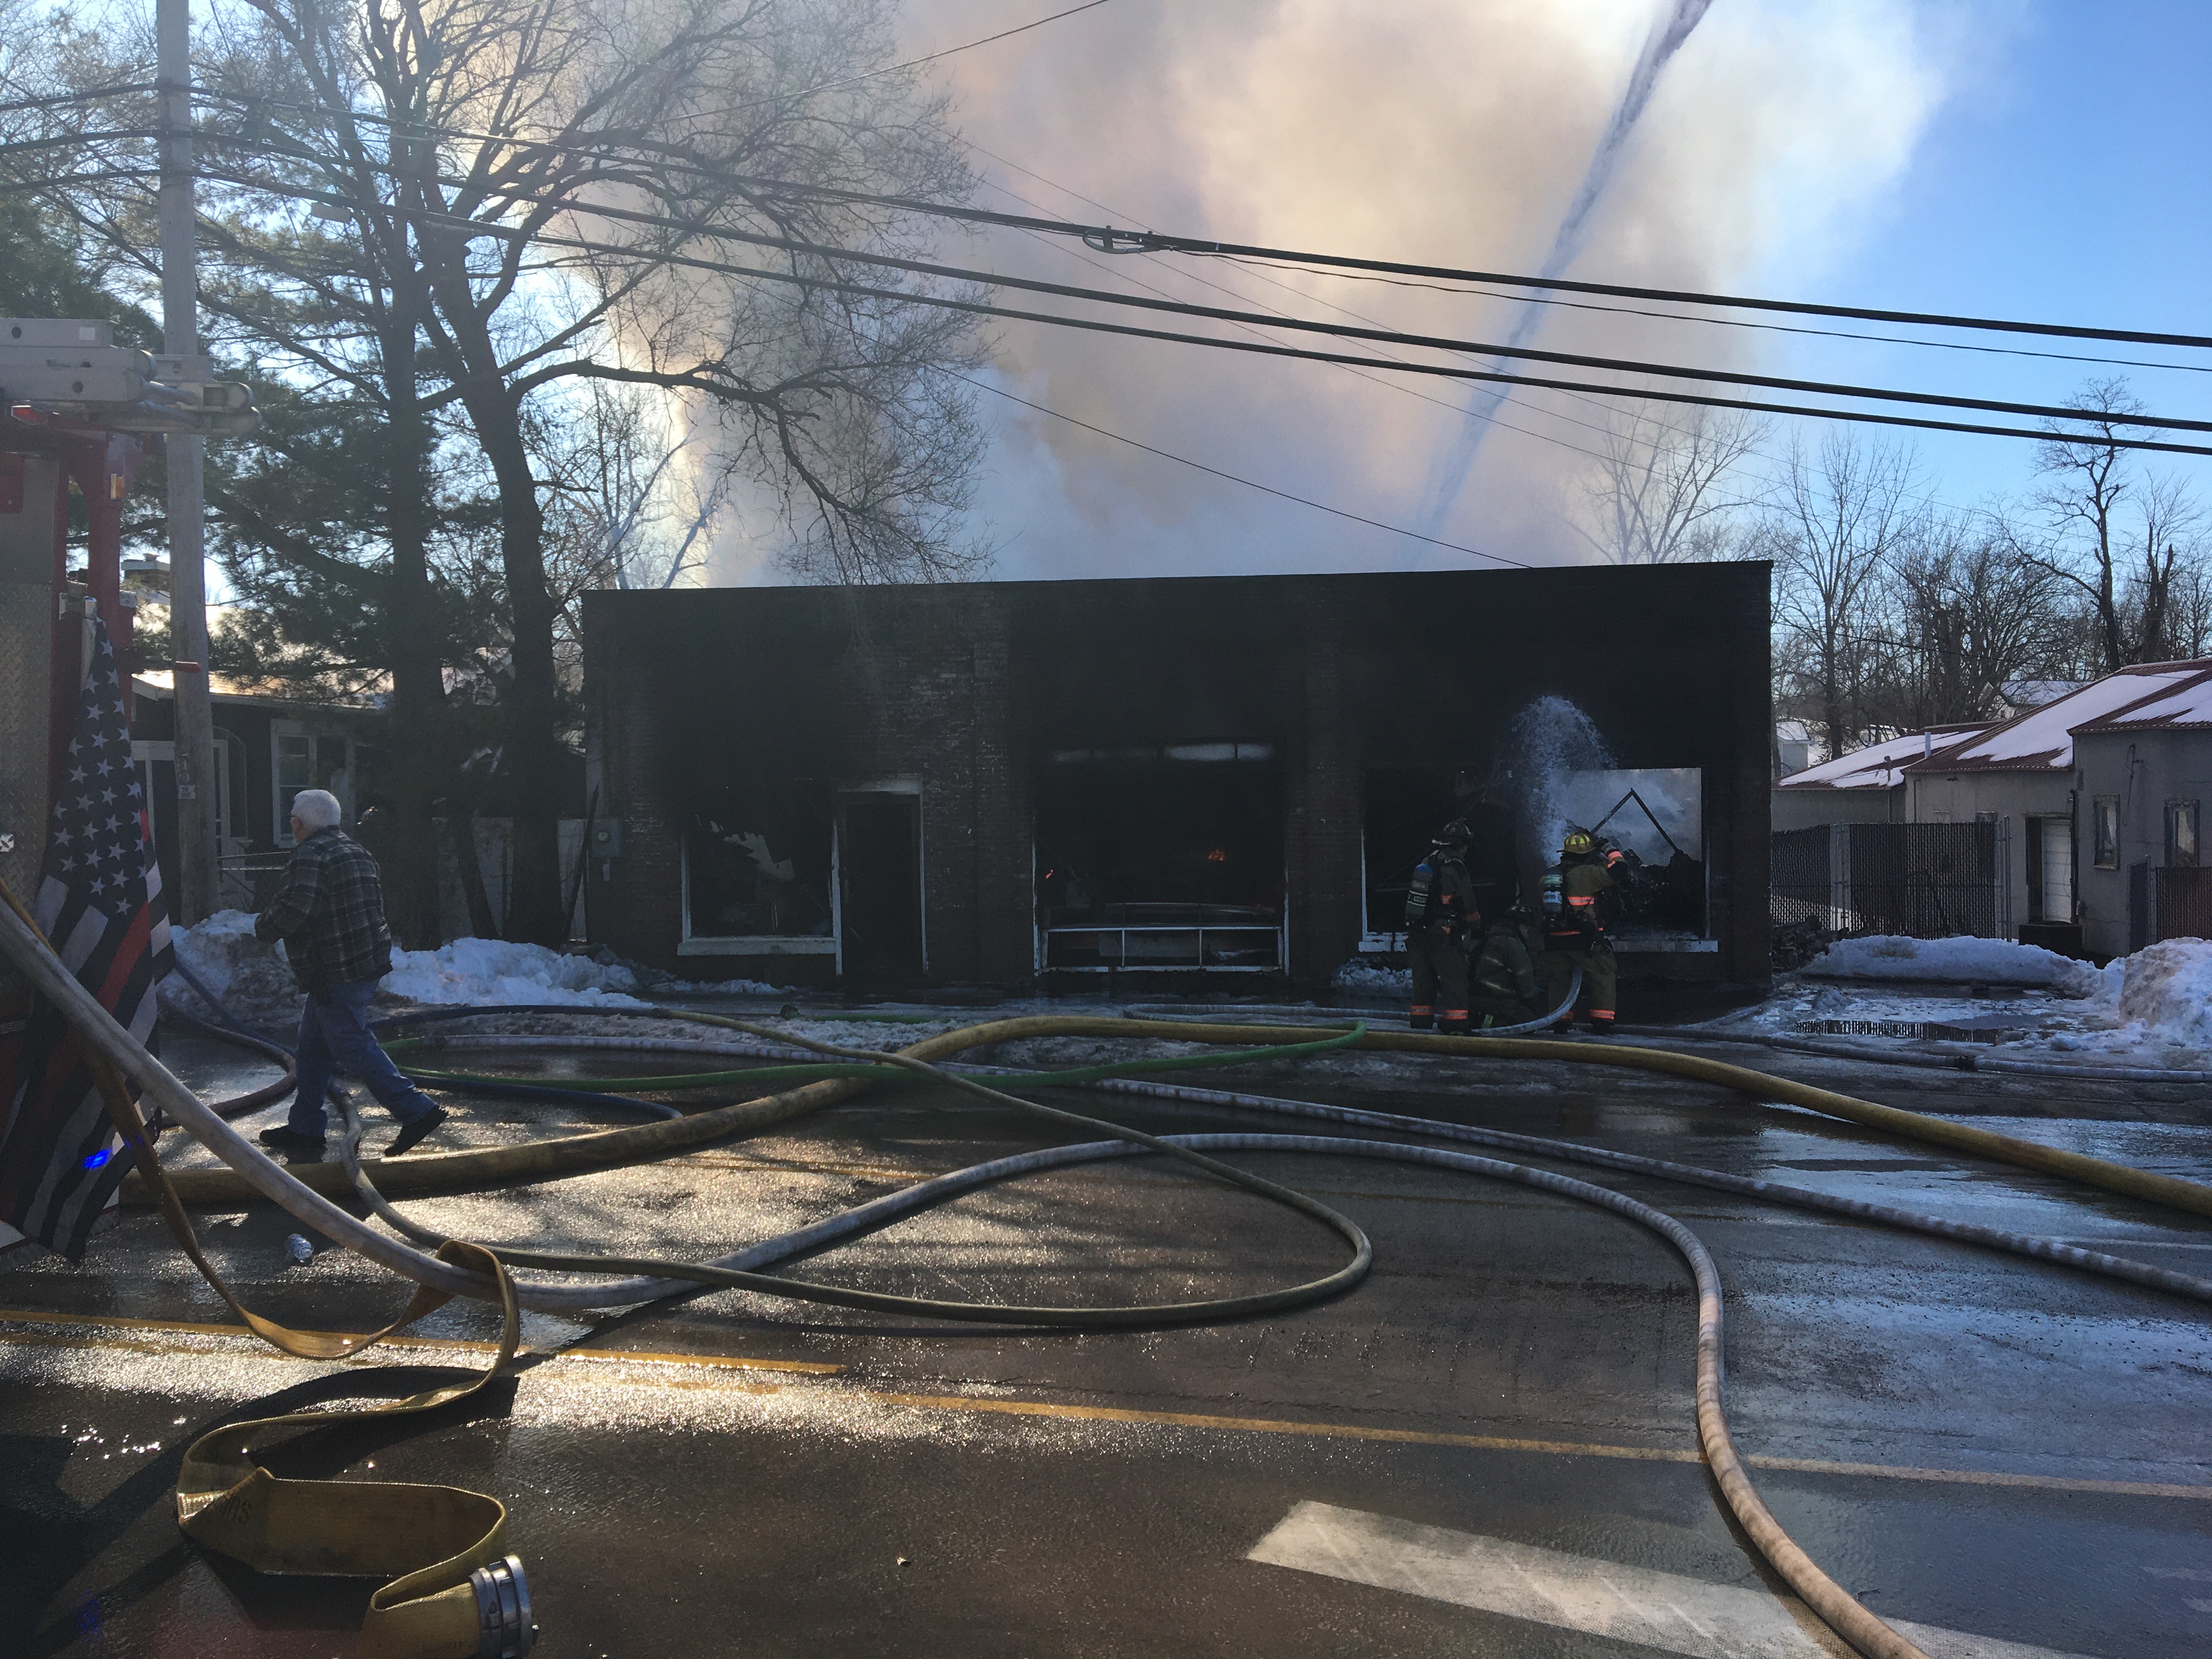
[
  {"xmin": 1222, "ymin": 255, "xmax": 2212, "ymax": 378},
  {"xmin": 964, "ymin": 166, "xmax": 1626, "ymax": 469},
  {"xmin": 180, "ymin": 184, "xmax": 2211, "ymax": 458},
  {"xmin": 790, "ymin": 0, "xmax": 1117, "ymax": 100},
  {"xmin": 952, "ymin": 149, "xmax": 2090, "ymax": 538},
  {"xmin": 44, "ymin": 77, "xmax": 2212, "ymax": 357},
  {"xmin": 19, "ymin": 115, "xmax": 2212, "ymax": 452},
  {"xmin": 934, "ymin": 368, "xmax": 1530, "ymax": 568},
  {"xmin": 20, "ymin": 131, "xmax": 2209, "ymax": 459}
]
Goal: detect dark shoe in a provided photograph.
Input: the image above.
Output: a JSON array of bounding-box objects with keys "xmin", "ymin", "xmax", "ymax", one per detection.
[
  {"xmin": 383, "ymin": 1106, "xmax": 448, "ymax": 1158},
  {"xmin": 1584, "ymin": 1017, "xmax": 1615, "ymax": 1036},
  {"xmin": 258, "ymin": 1125, "xmax": 326, "ymax": 1157},
  {"xmin": 1550, "ymin": 1020, "xmax": 1575, "ymax": 1035}
]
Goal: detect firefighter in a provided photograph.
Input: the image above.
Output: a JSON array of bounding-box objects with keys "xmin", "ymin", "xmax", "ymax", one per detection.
[
  {"xmin": 1403, "ymin": 819, "xmax": 1481, "ymax": 1032},
  {"xmin": 1539, "ymin": 827, "xmax": 1625, "ymax": 1033},
  {"xmin": 1469, "ymin": 905, "xmax": 1539, "ymax": 1028}
]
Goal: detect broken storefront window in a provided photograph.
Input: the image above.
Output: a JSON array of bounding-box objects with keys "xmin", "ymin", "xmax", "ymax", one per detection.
[{"xmin": 685, "ymin": 802, "xmax": 834, "ymax": 940}]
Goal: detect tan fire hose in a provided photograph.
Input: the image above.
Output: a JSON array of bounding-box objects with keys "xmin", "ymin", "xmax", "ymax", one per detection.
[
  {"xmin": 10, "ymin": 881, "xmax": 2208, "ymax": 1659},
  {"xmin": 2, "ymin": 879, "xmax": 534, "ymax": 1658}
]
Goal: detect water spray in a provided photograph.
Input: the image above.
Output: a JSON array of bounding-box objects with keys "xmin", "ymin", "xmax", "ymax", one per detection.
[{"xmin": 1416, "ymin": 0, "xmax": 1715, "ymax": 534}]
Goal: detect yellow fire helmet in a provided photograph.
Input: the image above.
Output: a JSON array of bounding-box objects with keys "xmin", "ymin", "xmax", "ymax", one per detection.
[{"xmin": 1562, "ymin": 829, "xmax": 1595, "ymax": 855}]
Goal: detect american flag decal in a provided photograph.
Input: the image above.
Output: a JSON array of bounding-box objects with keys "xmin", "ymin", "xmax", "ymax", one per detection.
[{"xmin": 0, "ymin": 616, "xmax": 172, "ymax": 1257}]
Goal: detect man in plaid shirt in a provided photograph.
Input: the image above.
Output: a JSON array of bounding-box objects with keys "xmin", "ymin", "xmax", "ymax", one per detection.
[{"xmin": 253, "ymin": 789, "xmax": 446, "ymax": 1158}]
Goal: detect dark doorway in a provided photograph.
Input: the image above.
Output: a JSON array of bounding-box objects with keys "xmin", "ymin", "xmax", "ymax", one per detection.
[
  {"xmin": 838, "ymin": 795, "xmax": 924, "ymax": 985},
  {"xmin": 1361, "ymin": 767, "xmax": 1517, "ymax": 937}
]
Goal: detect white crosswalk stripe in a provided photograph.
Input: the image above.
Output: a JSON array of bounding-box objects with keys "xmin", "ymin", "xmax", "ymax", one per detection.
[{"xmin": 1247, "ymin": 1502, "xmax": 2097, "ymax": 1659}]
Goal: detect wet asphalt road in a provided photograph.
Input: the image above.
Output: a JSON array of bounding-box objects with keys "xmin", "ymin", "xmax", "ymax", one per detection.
[{"xmin": 5, "ymin": 1020, "xmax": 2212, "ymax": 1657}]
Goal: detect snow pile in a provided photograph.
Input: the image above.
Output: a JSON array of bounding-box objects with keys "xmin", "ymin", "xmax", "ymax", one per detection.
[
  {"xmin": 381, "ymin": 937, "xmax": 651, "ymax": 1007},
  {"xmin": 1737, "ymin": 936, "xmax": 2212, "ymax": 1064},
  {"xmin": 168, "ymin": 909, "xmax": 305, "ymax": 1030},
  {"xmin": 1334, "ymin": 957, "xmax": 1412, "ymax": 996},
  {"xmin": 1803, "ymin": 934, "xmax": 2101, "ymax": 995},
  {"xmin": 659, "ymin": 973, "xmax": 788, "ymax": 997},
  {"xmin": 2110, "ymin": 939, "xmax": 2212, "ymax": 1051}
]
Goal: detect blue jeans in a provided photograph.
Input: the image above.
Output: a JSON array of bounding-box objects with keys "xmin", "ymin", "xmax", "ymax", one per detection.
[{"xmin": 286, "ymin": 978, "xmax": 439, "ymax": 1137}]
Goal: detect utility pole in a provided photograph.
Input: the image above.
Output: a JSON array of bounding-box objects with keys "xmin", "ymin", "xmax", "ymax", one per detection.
[{"xmin": 158, "ymin": 0, "xmax": 219, "ymax": 923}]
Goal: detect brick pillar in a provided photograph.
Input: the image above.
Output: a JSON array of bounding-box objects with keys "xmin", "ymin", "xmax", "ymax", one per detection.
[
  {"xmin": 966, "ymin": 594, "xmax": 1031, "ymax": 981},
  {"xmin": 1288, "ymin": 602, "xmax": 1362, "ymax": 989},
  {"xmin": 1716, "ymin": 567, "xmax": 1771, "ymax": 986},
  {"xmin": 584, "ymin": 601, "xmax": 682, "ymax": 970}
]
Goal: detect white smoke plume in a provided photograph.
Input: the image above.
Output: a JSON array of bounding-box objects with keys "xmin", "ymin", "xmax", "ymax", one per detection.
[{"xmin": 707, "ymin": 0, "xmax": 1957, "ymax": 585}]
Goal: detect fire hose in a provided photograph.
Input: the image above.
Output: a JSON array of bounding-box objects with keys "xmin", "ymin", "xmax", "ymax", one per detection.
[{"xmin": 10, "ymin": 898, "xmax": 2212, "ymax": 1657}]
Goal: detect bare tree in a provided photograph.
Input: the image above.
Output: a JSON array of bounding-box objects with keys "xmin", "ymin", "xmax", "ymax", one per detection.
[
  {"xmin": 1576, "ymin": 397, "xmax": 1767, "ymax": 565},
  {"xmin": 2021, "ymin": 377, "xmax": 2203, "ymax": 672},
  {"xmin": 27, "ymin": 0, "xmax": 993, "ymax": 942},
  {"xmin": 2166, "ymin": 558, "xmax": 2212, "ymax": 661},
  {"xmin": 2126, "ymin": 473, "xmax": 2204, "ymax": 664},
  {"xmin": 1863, "ymin": 509, "xmax": 2074, "ymax": 733},
  {"xmin": 1765, "ymin": 430, "xmax": 1922, "ymax": 758}
]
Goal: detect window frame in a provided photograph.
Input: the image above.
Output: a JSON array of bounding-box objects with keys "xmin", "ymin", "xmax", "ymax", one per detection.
[
  {"xmin": 677, "ymin": 822, "xmax": 841, "ymax": 960},
  {"xmin": 2092, "ymin": 795, "xmax": 2121, "ymax": 870},
  {"xmin": 2167, "ymin": 799, "xmax": 2200, "ymax": 868}
]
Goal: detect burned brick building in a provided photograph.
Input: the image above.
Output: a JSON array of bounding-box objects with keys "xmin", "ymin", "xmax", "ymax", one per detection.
[{"xmin": 582, "ymin": 563, "xmax": 1770, "ymax": 992}]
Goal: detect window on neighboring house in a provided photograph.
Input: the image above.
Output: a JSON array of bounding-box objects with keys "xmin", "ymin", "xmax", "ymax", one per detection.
[
  {"xmin": 2169, "ymin": 800, "xmax": 2200, "ymax": 868},
  {"xmin": 2093, "ymin": 795, "xmax": 2121, "ymax": 869},
  {"xmin": 272, "ymin": 723, "xmax": 356, "ymax": 842}
]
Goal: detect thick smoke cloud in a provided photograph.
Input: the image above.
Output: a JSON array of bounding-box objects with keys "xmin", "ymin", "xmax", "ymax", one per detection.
[{"xmin": 707, "ymin": 0, "xmax": 1954, "ymax": 585}]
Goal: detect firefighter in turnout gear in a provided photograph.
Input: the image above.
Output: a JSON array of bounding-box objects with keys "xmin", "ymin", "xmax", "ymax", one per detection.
[
  {"xmin": 1469, "ymin": 906, "xmax": 1539, "ymax": 1028},
  {"xmin": 1539, "ymin": 828, "xmax": 1625, "ymax": 1033},
  {"xmin": 1403, "ymin": 819, "xmax": 1481, "ymax": 1032}
]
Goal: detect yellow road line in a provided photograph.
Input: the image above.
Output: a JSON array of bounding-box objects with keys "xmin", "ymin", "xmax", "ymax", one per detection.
[
  {"xmin": 0, "ymin": 1307, "xmax": 839, "ymax": 1374},
  {"xmin": 8, "ymin": 1307, "xmax": 2204, "ymax": 1501}
]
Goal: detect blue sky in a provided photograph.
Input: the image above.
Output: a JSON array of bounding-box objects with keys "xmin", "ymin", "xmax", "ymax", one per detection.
[{"xmin": 1763, "ymin": 0, "xmax": 2212, "ymax": 516}]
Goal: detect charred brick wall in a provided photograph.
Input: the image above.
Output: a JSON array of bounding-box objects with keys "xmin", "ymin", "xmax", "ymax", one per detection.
[{"xmin": 583, "ymin": 562, "xmax": 1772, "ymax": 988}]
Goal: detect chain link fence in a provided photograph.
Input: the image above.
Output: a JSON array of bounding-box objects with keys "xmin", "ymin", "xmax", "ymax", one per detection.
[
  {"xmin": 1771, "ymin": 821, "xmax": 2007, "ymax": 967},
  {"xmin": 2154, "ymin": 865, "xmax": 2212, "ymax": 943}
]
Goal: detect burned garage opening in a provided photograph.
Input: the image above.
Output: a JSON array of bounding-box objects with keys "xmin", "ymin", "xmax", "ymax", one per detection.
[
  {"xmin": 1036, "ymin": 747, "xmax": 1286, "ymax": 972},
  {"xmin": 585, "ymin": 563, "xmax": 1769, "ymax": 993}
]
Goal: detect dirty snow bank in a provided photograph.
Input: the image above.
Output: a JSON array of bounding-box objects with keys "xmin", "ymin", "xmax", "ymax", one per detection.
[
  {"xmin": 169, "ymin": 912, "xmax": 784, "ymax": 1020},
  {"xmin": 381, "ymin": 939, "xmax": 786, "ymax": 1005},
  {"xmin": 381, "ymin": 938, "xmax": 652, "ymax": 1006},
  {"xmin": 1803, "ymin": 934, "xmax": 2101, "ymax": 994},
  {"xmin": 2107, "ymin": 939, "xmax": 2212, "ymax": 1051},
  {"xmin": 1333, "ymin": 957, "xmax": 1412, "ymax": 996},
  {"xmin": 168, "ymin": 909, "xmax": 305, "ymax": 1029},
  {"xmin": 1745, "ymin": 936, "xmax": 2212, "ymax": 1064}
]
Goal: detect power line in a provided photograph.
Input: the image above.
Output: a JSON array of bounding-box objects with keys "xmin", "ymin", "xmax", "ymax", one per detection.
[
  {"xmin": 952, "ymin": 145, "xmax": 2119, "ymax": 536},
  {"xmin": 939, "ymin": 369, "xmax": 1530, "ymax": 568},
  {"xmin": 1211, "ymin": 255, "xmax": 2212, "ymax": 379},
  {"xmin": 797, "ymin": 1, "xmax": 1116, "ymax": 99},
  {"xmin": 25, "ymin": 143, "xmax": 2212, "ymax": 458},
  {"xmin": 966, "ymin": 167, "xmax": 1622, "ymax": 468},
  {"xmin": 82, "ymin": 78, "xmax": 2210, "ymax": 355},
  {"xmin": 961, "ymin": 139, "xmax": 2211, "ymax": 378},
  {"xmin": 49, "ymin": 126, "xmax": 2207, "ymax": 439}
]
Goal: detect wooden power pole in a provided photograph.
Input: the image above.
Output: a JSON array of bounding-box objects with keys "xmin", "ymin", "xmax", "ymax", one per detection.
[{"xmin": 157, "ymin": 0, "xmax": 219, "ymax": 922}]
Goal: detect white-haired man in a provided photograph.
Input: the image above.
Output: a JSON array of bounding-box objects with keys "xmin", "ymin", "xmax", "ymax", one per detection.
[{"xmin": 252, "ymin": 789, "xmax": 446, "ymax": 1158}]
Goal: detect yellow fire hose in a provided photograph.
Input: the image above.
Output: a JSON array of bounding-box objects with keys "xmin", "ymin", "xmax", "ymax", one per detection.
[
  {"xmin": 128, "ymin": 1009, "xmax": 2212, "ymax": 1221},
  {"xmin": 10, "ymin": 875, "xmax": 2211, "ymax": 1659}
]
